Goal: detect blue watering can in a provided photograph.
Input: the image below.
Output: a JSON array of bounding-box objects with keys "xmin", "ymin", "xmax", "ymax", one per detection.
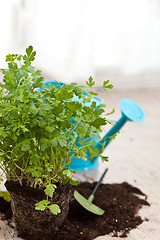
[{"xmin": 43, "ymin": 81, "xmax": 145, "ymax": 171}]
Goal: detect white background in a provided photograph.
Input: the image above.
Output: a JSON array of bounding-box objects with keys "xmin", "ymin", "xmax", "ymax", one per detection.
[{"xmin": 0, "ymin": 0, "xmax": 160, "ymax": 88}]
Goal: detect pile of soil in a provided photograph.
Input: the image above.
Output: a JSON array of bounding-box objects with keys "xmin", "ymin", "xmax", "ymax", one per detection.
[
  {"xmin": 0, "ymin": 196, "xmax": 12, "ymax": 220},
  {"xmin": 0, "ymin": 182, "xmax": 149, "ymax": 240}
]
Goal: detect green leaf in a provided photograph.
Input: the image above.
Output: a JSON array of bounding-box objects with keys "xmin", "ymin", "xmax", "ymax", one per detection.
[
  {"xmin": 100, "ymin": 155, "xmax": 109, "ymax": 162},
  {"xmin": 8, "ymin": 62, "xmax": 18, "ymax": 69},
  {"xmin": 92, "ymin": 118, "xmax": 106, "ymax": 128},
  {"xmin": 40, "ymin": 104, "xmax": 51, "ymax": 111},
  {"xmin": 28, "ymin": 104, "xmax": 39, "ymax": 115},
  {"xmin": 86, "ymin": 76, "xmax": 95, "ymax": 88},
  {"xmin": 46, "ymin": 126, "xmax": 54, "ymax": 133},
  {"xmin": 26, "ymin": 166, "xmax": 43, "ymax": 178},
  {"xmin": 69, "ymin": 179, "xmax": 79, "ymax": 186},
  {"xmin": 62, "ymin": 178, "xmax": 69, "ymax": 185},
  {"xmin": 29, "ymin": 51, "xmax": 36, "ymax": 61},
  {"xmin": 103, "ymin": 80, "xmax": 109, "ymax": 87},
  {"xmin": 103, "ymin": 80, "xmax": 113, "ymax": 92},
  {"xmin": 35, "ymin": 200, "xmax": 51, "ymax": 211},
  {"xmin": 35, "ymin": 203, "xmax": 46, "ymax": 211},
  {"xmin": 106, "ymin": 119, "xmax": 115, "ymax": 125},
  {"xmin": 35, "ymin": 178, "xmax": 43, "ymax": 184},
  {"xmin": 62, "ymin": 169, "xmax": 72, "ymax": 179},
  {"xmin": 27, "ymin": 66, "xmax": 35, "ymax": 73},
  {"xmin": 97, "ymin": 103, "xmax": 106, "ymax": 108},
  {"xmin": 106, "ymin": 84, "xmax": 113, "ymax": 89},
  {"xmin": 0, "ymin": 191, "xmax": 11, "ymax": 202},
  {"xmin": 109, "ymin": 132, "xmax": 119, "ymax": 140},
  {"xmin": 41, "ymin": 143, "xmax": 48, "ymax": 151},
  {"xmin": 20, "ymin": 125, "xmax": 29, "ymax": 133},
  {"xmin": 88, "ymin": 91, "xmax": 98, "ymax": 96},
  {"xmin": 57, "ymin": 138, "xmax": 67, "ymax": 147},
  {"xmin": 29, "ymin": 154, "xmax": 39, "ymax": 164},
  {"xmin": 39, "ymin": 137, "xmax": 48, "ymax": 151},
  {"xmin": 0, "ymin": 151, "xmax": 5, "ymax": 157},
  {"xmin": 47, "ymin": 204, "xmax": 61, "ymax": 215},
  {"xmin": 44, "ymin": 184, "xmax": 57, "ymax": 198},
  {"xmin": 20, "ymin": 69, "xmax": 28, "ymax": 78},
  {"xmin": 32, "ymin": 70, "xmax": 42, "ymax": 77},
  {"xmin": 106, "ymin": 108, "xmax": 115, "ymax": 115},
  {"xmin": 49, "ymin": 138, "xmax": 58, "ymax": 147},
  {"xmin": 40, "ymin": 200, "xmax": 51, "ymax": 205},
  {"xmin": 21, "ymin": 140, "xmax": 30, "ymax": 151},
  {"xmin": 45, "ymin": 163, "xmax": 53, "ymax": 172},
  {"xmin": 26, "ymin": 46, "xmax": 33, "ymax": 57}
]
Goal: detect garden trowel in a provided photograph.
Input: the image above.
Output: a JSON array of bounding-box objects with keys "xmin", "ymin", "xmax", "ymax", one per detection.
[{"xmin": 74, "ymin": 168, "xmax": 108, "ymax": 215}]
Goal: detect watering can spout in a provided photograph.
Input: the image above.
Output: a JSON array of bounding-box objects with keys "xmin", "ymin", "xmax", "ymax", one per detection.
[
  {"xmin": 70, "ymin": 98, "xmax": 145, "ymax": 171},
  {"xmin": 95, "ymin": 98, "xmax": 145, "ymax": 151}
]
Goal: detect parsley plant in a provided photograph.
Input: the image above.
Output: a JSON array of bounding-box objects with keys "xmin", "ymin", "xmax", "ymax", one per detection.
[{"xmin": 0, "ymin": 46, "xmax": 113, "ymax": 214}]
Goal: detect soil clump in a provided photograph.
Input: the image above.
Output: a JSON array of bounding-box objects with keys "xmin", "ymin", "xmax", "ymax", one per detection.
[{"xmin": 0, "ymin": 182, "xmax": 149, "ymax": 240}]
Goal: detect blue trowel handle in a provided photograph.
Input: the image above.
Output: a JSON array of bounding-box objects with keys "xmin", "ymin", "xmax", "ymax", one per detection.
[{"xmin": 91, "ymin": 168, "xmax": 108, "ymax": 196}]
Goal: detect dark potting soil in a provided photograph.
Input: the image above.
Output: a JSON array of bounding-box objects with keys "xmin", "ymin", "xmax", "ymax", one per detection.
[
  {"xmin": 0, "ymin": 182, "xmax": 149, "ymax": 240},
  {"xmin": 5, "ymin": 181, "xmax": 72, "ymax": 237},
  {"xmin": 0, "ymin": 197, "xmax": 12, "ymax": 220}
]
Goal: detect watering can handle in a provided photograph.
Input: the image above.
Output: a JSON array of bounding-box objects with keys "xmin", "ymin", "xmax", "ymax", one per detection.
[{"xmin": 95, "ymin": 115, "xmax": 128, "ymax": 150}]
